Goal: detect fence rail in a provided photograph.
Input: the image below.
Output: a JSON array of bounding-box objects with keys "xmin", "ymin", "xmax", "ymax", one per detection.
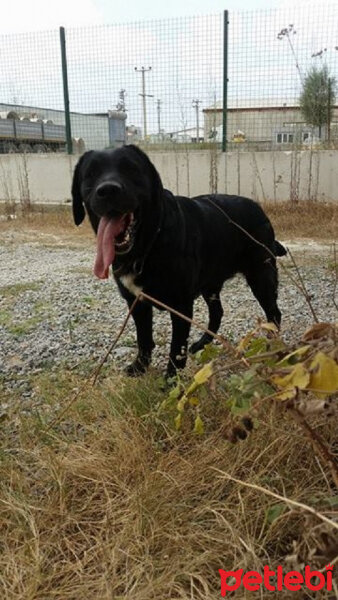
[{"xmin": 0, "ymin": 3, "xmax": 337, "ymax": 154}]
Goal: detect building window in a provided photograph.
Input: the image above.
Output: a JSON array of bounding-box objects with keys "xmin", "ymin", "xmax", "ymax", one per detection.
[
  {"xmin": 302, "ymin": 132, "xmax": 310, "ymax": 141},
  {"xmin": 276, "ymin": 132, "xmax": 294, "ymax": 144}
]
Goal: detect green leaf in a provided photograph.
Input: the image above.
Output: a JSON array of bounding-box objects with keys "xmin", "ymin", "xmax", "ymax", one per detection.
[
  {"xmin": 168, "ymin": 384, "xmax": 182, "ymax": 401},
  {"xmin": 228, "ymin": 396, "xmax": 252, "ymax": 415},
  {"xmin": 196, "ymin": 343, "xmax": 222, "ymax": 363},
  {"xmin": 244, "ymin": 337, "xmax": 268, "ymax": 358},
  {"xmin": 324, "ymin": 496, "xmax": 338, "ymax": 508},
  {"xmin": 266, "ymin": 503, "xmax": 286, "ymax": 524}
]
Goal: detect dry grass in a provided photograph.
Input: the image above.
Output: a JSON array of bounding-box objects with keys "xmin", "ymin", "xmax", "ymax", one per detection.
[
  {"xmin": 1, "ymin": 200, "xmax": 337, "ymax": 242},
  {"xmin": 1, "ymin": 199, "xmax": 337, "ymax": 598},
  {"xmin": 1, "ymin": 368, "xmax": 337, "ymax": 600},
  {"xmin": 0, "ymin": 204, "xmax": 92, "ymax": 245},
  {"xmin": 264, "ymin": 201, "xmax": 338, "ymax": 241}
]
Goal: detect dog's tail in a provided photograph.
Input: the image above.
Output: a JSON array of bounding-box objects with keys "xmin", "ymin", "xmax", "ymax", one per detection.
[{"xmin": 274, "ymin": 240, "xmax": 287, "ymax": 257}]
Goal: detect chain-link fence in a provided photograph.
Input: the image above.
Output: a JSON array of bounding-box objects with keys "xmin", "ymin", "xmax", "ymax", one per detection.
[
  {"xmin": 0, "ymin": 3, "xmax": 337, "ymax": 154},
  {"xmin": 225, "ymin": 2, "xmax": 338, "ymax": 151}
]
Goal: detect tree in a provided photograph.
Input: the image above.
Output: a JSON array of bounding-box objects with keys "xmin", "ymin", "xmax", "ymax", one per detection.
[{"xmin": 299, "ymin": 65, "xmax": 336, "ymax": 139}]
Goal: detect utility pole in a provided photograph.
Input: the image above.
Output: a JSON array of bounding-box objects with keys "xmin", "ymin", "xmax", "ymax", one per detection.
[
  {"xmin": 192, "ymin": 99, "xmax": 201, "ymax": 143},
  {"xmin": 327, "ymin": 77, "xmax": 331, "ymax": 144},
  {"xmin": 134, "ymin": 66, "xmax": 153, "ymax": 139},
  {"xmin": 156, "ymin": 99, "xmax": 162, "ymax": 139},
  {"xmin": 116, "ymin": 89, "xmax": 126, "ymax": 112}
]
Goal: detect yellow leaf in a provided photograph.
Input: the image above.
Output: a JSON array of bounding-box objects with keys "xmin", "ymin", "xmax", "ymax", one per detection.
[
  {"xmin": 174, "ymin": 413, "xmax": 182, "ymax": 430},
  {"xmin": 260, "ymin": 322, "xmax": 279, "ymax": 333},
  {"xmin": 237, "ymin": 330, "xmax": 256, "ymax": 353},
  {"xmin": 275, "ymin": 387, "xmax": 297, "ymax": 401},
  {"xmin": 189, "ymin": 396, "xmax": 199, "ymax": 407},
  {"xmin": 277, "ymin": 345, "xmax": 311, "ymax": 366},
  {"xmin": 194, "ymin": 362, "xmax": 213, "ymax": 384},
  {"xmin": 177, "ymin": 395, "xmax": 188, "ymax": 413},
  {"xmin": 193, "ymin": 415, "xmax": 204, "ymax": 435},
  {"xmin": 271, "ymin": 363, "xmax": 310, "ymax": 390},
  {"xmin": 186, "ymin": 363, "xmax": 213, "ymax": 394},
  {"xmin": 308, "ymin": 352, "xmax": 338, "ymax": 397}
]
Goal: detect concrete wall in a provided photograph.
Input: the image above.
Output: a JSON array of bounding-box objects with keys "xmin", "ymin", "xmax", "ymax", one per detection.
[{"xmin": 0, "ymin": 149, "xmax": 337, "ymax": 205}]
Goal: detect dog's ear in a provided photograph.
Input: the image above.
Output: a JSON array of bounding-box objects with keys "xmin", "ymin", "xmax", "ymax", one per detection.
[
  {"xmin": 71, "ymin": 151, "xmax": 93, "ymax": 226},
  {"xmin": 127, "ymin": 145, "xmax": 163, "ymax": 197}
]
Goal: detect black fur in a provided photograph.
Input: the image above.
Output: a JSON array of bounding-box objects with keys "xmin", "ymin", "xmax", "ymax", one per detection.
[{"xmin": 72, "ymin": 145, "xmax": 286, "ymax": 377}]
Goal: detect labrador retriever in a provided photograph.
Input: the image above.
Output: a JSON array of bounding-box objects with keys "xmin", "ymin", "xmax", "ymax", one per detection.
[{"xmin": 72, "ymin": 145, "xmax": 286, "ymax": 377}]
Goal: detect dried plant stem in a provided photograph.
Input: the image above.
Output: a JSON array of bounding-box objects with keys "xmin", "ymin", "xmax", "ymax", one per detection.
[
  {"xmin": 139, "ymin": 291, "xmax": 235, "ymax": 355},
  {"xmin": 332, "ymin": 243, "xmax": 338, "ymax": 312},
  {"xmin": 288, "ymin": 407, "xmax": 338, "ymax": 488},
  {"xmin": 287, "ymin": 249, "xmax": 318, "ymax": 322},
  {"xmin": 91, "ymin": 296, "xmax": 140, "ymax": 385},
  {"xmin": 213, "ymin": 468, "xmax": 338, "ymax": 530}
]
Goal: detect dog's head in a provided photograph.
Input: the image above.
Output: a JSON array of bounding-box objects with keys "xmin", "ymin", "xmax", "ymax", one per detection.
[{"xmin": 71, "ymin": 145, "xmax": 163, "ymax": 278}]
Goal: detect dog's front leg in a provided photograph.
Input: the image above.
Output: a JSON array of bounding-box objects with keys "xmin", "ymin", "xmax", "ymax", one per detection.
[
  {"xmin": 166, "ymin": 303, "xmax": 193, "ymax": 378},
  {"xmin": 125, "ymin": 299, "xmax": 155, "ymax": 376}
]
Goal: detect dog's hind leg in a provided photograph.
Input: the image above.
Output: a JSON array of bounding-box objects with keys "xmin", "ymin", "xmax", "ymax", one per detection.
[
  {"xmin": 124, "ymin": 300, "xmax": 155, "ymax": 376},
  {"xmin": 244, "ymin": 260, "xmax": 282, "ymax": 327},
  {"xmin": 189, "ymin": 291, "xmax": 224, "ymax": 354}
]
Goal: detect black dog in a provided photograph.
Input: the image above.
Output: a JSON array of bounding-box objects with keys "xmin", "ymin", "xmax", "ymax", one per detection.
[{"xmin": 72, "ymin": 145, "xmax": 286, "ymax": 377}]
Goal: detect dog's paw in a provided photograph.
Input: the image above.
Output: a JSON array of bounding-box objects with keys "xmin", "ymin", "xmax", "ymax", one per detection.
[
  {"xmin": 165, "ymin": 365, "xmax": 177, "ymax": 380},
  {"xmin": 124, "ymin": 359, "xmax": 148, "ymax": 377},
  {"xmin": 189, "ymin": 341, "xmax": 202, "ymax": 354},
  {"xmin": 163, "ymin": 373, "xmax": 179, "ymax": 389},
  {"xmin": 189, "ymin": 339, "xmax": 207, "ymax": 354},
  {"xmin": 189, "ymin": 334, "xmax": 213, "ymax": 355}
]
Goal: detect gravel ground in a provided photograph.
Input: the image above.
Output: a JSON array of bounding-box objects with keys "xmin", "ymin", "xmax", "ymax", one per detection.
[{"xmin": 0, "ymin": 230, "xmax": 336, "ymax": 400}]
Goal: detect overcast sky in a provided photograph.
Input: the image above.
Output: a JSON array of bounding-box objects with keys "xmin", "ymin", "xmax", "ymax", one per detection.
[{"xmin": 0, "ymin": 0, "xmax": 333, "ymax": 33}]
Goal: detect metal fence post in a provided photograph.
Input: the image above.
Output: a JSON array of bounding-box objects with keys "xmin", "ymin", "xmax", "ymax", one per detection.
[
  {"xmin": 222, "ymin": 10, "xmax": 229, "ymax": 152},
  {"xmin": 59, "ymin": 26, "xmax": 73, "ymax": 154}
]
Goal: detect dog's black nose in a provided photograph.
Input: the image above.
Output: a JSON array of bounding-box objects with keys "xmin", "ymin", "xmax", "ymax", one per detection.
[{"xmin": 96, "ymin": 181, "xmax": 123, "ymax": 200}]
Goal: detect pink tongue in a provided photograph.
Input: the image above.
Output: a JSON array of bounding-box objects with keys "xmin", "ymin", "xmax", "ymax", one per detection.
[{"xmin": 94, "ymin": 215, "xmax": 126, "ymax": 279}]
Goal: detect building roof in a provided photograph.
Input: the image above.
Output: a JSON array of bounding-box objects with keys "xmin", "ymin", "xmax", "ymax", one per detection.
[
  {"xmin": 203, "ymin": 98, "xmax": 302, "ymax": 112},
  {"xmin": 0, "ymin": 102, "xmax": 107, "ymax": 118},
  {"xmin": 169, "ymin": 127, "xmax": 205, "ymax": 136}
]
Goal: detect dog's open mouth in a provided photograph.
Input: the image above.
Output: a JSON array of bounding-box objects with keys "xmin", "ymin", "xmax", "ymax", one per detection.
[{"xmin": 94, "ymin": 213, "xmax": 134, "ymax": 279}]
